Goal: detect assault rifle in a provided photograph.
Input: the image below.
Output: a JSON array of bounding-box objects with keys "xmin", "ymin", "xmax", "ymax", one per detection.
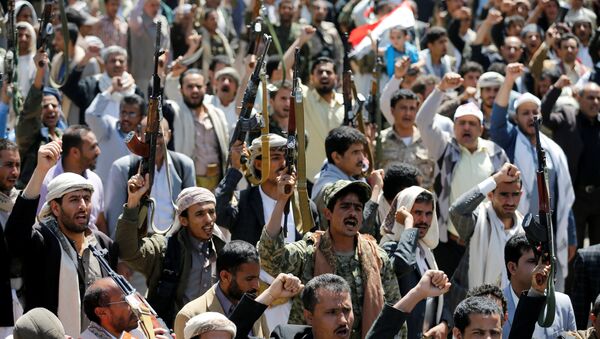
[
  {"xmin": 522, "ymin": 116, "xmax": 556, "ymax": 327},
  {"xmin": 37, "ymin": 2, "xmax": 54, "ymax": 54},
  {"xmin": 368, "ymin": 38, "xmax": 383, "ymax": 165},
  {"xmin": 125, "ymin": 22, "xmax": 165, "ymax": 232},
  {"xmin": 88, "ymin": 245, "xmax": 173, "ymax": 338},
  {"xmin": 342, "ymin": 33, "xmax": 373, "ymax": 174},
  {"xmin": 229, "ymin": 34, "xmax": 272, "ymax": 164},
  {"xmin": 247, "ymin": 0, "xmax": 264, "ymax": 56}
]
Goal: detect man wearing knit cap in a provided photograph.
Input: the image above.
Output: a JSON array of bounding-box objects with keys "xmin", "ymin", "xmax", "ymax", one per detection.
[
  {"xmin": 217, "ymin": 133, "xmax": 319, "ymax": 246},
  {"xmin": 116, "ymin": 176, "xmax": 227, "ymax": 328},
  {"xmin": 491, "ymin": 62, "xmax": 576, "ymax": 292},
  {"xmin": 416, "ymin": 72, "xmax": 509, "ymax": 277},
  {"xmin": 163, "ymin": 66, "xmax": 230, "ymax": 191},
  {"xmin": 207, "ymin": 66, "xmax": 242, "ymax": 132},
  {"xmin": 4, "ymin": 141, "xmax": 115, "ymax": 337}
]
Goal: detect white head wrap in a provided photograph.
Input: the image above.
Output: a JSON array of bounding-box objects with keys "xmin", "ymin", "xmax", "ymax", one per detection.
[
  {"xmin": 247, "ymin": 133, "xmax": 288, "ymax": 179},
  {"xmin": 38, "ymin": 173, "xmax": 94, "ymax": 223},
  {"xmin": 184, "ymin": 312, "xmax": 236, "ymax": 339},
  {"xmin": 380, "ymin": 186, "xmax": 439, "ymax": 249}
]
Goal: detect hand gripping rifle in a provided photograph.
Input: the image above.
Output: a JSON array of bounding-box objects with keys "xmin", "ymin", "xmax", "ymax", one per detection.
[
  {"xmin": 4, "ymin": 0, "xmax": 23, "ymax": 114},
  {"xmin": 125, "ymin": 21, "xmax": 166, "ymax": 234},
  {"xmin": 46, "ymin": 0, "xmax": 72, "ymax": 88},
  {"xmin": 342, "ymin": 33, "xmax": 374, "ymax": 175},
  {"xmin": 229, "ymin": 34, "xmax": 272, "ymax": 165},
  {"xmin": 522, "ymin": 116, "xmax": 556, "ymax": 327},
  {"xmin": 88, "ymin": 245, "xmax": 173, "ymax": 338}
]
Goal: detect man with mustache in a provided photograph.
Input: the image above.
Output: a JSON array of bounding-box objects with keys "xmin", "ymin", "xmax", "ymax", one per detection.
[
  {"xmin": 303, "ymin": 57, "xmax": 345, "ymax": 181},
  {"xmin": 446, "ymin": 163, "xmax": 525, "ymax": 311},
  {"xmin": 270, "ymin": 271, "xmax": 451, "ymax": 339},
  {"xmin": 216, "ymin": 133, "xmax": 318, "ymax": 246},
  {"xmin": 165, "ymin": 67, "xmax": 230, "ymax": 191},
  {"xmin": 4, "ymin": 141, "xmax": 115, "ymax": 336},
  {"xmin": 81, "ymin": 278, "xmax": 145, "ymax": 338},
  {"xmin": 490, "ymin": 63, "xmax": 575, "ymax": 291},
  {"xmin": 37, "ymin": 125, "xmax": 105, "ymax": 232},
  {"xmin": 259, "ymin": 179, "xmax": 401, "ymax": 338},
  {"xmin": 116, "ymin": 177, "xmax": 227, "ymax": 330},
  {"xmin": 416, "ymin": 72, "xmax": 509, "ymax": 278},
  {"xmin": 85, "ymin": 94, "xmax": 145, "ymax": 184},
  {"xmin": 311, "ymin": 126, "xmax": 384, "ymax": 236},
  {"xmin": 380, "ymin": 186, "xmax": 453, "ymax": 339},
  {"xmin": 15, "ymin": 48, "xmax": 65, "ymax": 189},
  {"xmin": 174, "ymin": 240, "xmax": 269, "ymax": 339}
]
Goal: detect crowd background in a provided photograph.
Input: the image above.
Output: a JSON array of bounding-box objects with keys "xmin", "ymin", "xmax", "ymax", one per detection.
[{"xmin": 0, "ymin": 0, "xmax": 599, "ymax": 338}]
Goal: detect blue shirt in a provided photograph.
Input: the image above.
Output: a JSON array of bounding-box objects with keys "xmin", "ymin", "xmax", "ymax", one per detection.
[{"xmin": 385, "ymin": 42, "xmax": 419, "ymax": 78}]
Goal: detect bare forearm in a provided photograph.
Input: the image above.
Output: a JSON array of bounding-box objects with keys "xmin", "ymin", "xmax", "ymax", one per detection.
[{"xmin": 265, "ymin": 199, "xmax": 287, "ymax": 238}]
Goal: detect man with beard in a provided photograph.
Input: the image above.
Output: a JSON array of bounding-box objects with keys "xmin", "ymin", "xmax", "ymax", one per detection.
[
  {"xmin": 4, "ymin": 141, "xmax": 115, "ymax": 337},
  {"xmin": 61, "ymin": 45, "xmax": 145, "ymax": 124},
  {"xmin": 81, "ymin": 278, "xmax": 145, "ymax": 338},
  {"xmin": 165, "ymin": 67, "xmax": 229, "ymax": 191},
  {"xmin": 0, "ymin": 140, "xmax": 20, "ymax": 337},
  {"xmin": 380, "ymin": 186, "xmax": 453, "ymax": 339},
  {"xmin": 539, "ymin": 79, "xmax": 600, "ymax": 248},
  {"xmin": 15, "ymin": 47, "xmax": 65, "ymax": 189},
  {"xmin": 491, "ymin": 63, "xmax": 575, "ymax": 291},
  {"xmin": 567, "ymin": 15, "xmax": 594, "ymax": 69},
  {"xmin": 259, "ymin": 180, "xmax": 401, "ymax": 338},
  {"xmin": 117, "ymin": 178, "xmax": 227, "ymax": 330},
  {"xmin": 543, "ymin": 33, "xmax": 589, "ymax": 85},
  {"xmin": 303, "ymin": 57, "xmax": 344, "ymax": 181},
  {"xmin": 270, "ymin": 0, "xmax": 302, "ymax": 57},
  {"xmin": 85, "ymin": 94, "xmax": 145, "ymax": 184},
  {"xmin": 447, "ymin": 163, "xmax": 525, "ymax": 311},
  {"xmin": 202, "ymin": 67, "xmax": 241, "ymax": 133},
  {"xmin": 416, "ymin": 72, "xmax": 509, "ymax": 278},
  {"xmin": 106, "ymin": 118, "xmax": 195, "ymax": 235},
  {"xmin": 37, "ymin": 125, "xmax": 105, "ymax": 232},
  {"xmin": 307, "ymin": 0, "xmax": 344, "ymax": 75},
  {"xmin": 174, "ymin": 240, "xmax": 268, "ymax": 339}
]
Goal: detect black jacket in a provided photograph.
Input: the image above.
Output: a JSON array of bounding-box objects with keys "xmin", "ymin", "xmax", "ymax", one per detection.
[
  {"xmin": 215, "ymin": 169, "xmax": 319, "ymax": 246},
  {"xmin": 4, "ymin": 194, "xmax": 117, "ymax": 314},
  {"xmin": 0, "ymin": 223, "xmax": 12, "ymax": 326}
]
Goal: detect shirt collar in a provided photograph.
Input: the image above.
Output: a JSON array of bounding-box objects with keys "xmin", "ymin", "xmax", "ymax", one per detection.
[{"xmin": 215, "ymin": 284, "xmax": 236, "ymax": 316}]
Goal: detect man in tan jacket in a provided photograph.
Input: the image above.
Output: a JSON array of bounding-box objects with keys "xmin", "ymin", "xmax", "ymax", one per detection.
[{"xmin": 174, "ymin": 240, "xmax": 269, "ymax": 339}]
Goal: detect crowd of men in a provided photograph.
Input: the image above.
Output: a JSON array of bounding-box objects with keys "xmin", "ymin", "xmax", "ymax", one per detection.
[{"xmin": 0, "ymin": 0, "xmax": 600, "ymax": 338}]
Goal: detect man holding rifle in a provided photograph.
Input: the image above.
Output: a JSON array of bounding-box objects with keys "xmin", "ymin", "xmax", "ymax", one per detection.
[{"xmin": 490, "ymin": 63, "xmax": 576, "ymax": 291}]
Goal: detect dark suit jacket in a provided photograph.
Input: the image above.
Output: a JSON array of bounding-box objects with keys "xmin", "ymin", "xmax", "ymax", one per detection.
[
  {"xmin": 215, "ymin": 169, "xmax": 319, "ymax": 246},
  {"xmin": 386, "ymin": 228, "xmax": 453, "ymax": 338},
  {"xmin": 0, "ymin": 222, "xmax": 12, "ymax": 326},
  {"xmin": 270, "ymin": 325, "xmax": 313, "ymax": 339},
  {"xmin": 508, "ymin": 291, "xmax": 546, "ymax": 339},
  {"xmin": 4, "ymin": 194, "xmax": 117, "ymax": 314},
  {"xmin": 572, "ymin": 244, "xmax": 600, "ymax": 329}
]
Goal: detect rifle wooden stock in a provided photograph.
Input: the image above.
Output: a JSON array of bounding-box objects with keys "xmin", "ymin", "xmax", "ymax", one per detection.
[
  {"xmin": 342, "ymin": 33, "xmax": 353, "ymax": 125},
  {"xmin": 88, "ymin": 245, "xmax": 173, "ymax": 339}
]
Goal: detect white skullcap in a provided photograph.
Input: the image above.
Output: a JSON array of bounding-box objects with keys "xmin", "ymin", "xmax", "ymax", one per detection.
[
  {"xmin": 513, "ymin": 92, "xmax": 541, "ymax": 111},
  {"xmin": 248, "ymin": 133, "xmax": 288, "ymax": 155},
  {"xmin": 184, "ymin": 312, "xmax": 236, "ymax": 339},
  {"xmin": 454, "ymin": 102, "xmax": 483, "ymax": 123},
  {"xmin": 38, "ymin": 173, "xmax": 94, "ymax": 222}
]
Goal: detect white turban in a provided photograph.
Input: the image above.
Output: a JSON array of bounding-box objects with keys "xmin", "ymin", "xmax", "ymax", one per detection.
[
  {"xmin": 172, "ymin": 187, "xmax": 218, "ymax": 234},
  {"xmin": 38, "ymin": 173, "xmax": 94, "ymax": 223},
  {"xmin": 184, "ymin": 312, "xmax": 236, "ymax": 339},
  {"xmin": 247, "ymin": 133, "xmax": 288, "ymax": 180}
]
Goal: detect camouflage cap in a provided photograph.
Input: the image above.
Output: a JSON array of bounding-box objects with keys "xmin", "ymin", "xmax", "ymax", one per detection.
[{"xmin": 322, "ymin": 180, "xmax": 371, "ymax": 208}]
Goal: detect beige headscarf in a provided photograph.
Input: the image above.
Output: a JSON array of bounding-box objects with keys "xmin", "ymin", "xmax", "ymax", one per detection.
[
  {"xmin": 38, "ymin": 172, "xmax": 94, "ymax": 223},
  {"xmin": 380, "ymin": 186, "xmax": 439, "ymax": 249}
]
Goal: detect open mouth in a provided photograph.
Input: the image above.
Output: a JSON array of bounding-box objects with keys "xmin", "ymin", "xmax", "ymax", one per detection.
[
  {"xmin": 221, "ymin": 86, "xmax": 230, "ymax": 93},
  {"xmin": 75, "ymin": 213, "xmax": 88, "ymax": 223},
  {"xmin": 335, "ymin": 327, "xmax": 350, "ymax": 337},
  {"xmin": 344, "ymin": 218, "xmax": 358, "ymax": 228}
]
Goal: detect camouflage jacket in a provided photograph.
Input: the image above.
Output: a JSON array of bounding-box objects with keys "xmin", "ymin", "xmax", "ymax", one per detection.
[
  {"xmin": 377, "ymin": 126, "xmax": 436, "ymax": 190},
  {"xmin": 257, "ymin": 229, "xmax": 401, "ymax": 339}
]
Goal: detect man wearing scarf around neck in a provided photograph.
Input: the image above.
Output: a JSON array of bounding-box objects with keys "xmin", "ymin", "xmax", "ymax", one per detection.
[
  {"xmin": 116, "ymin": 178, "xmax": 227, "ymax": 328},
  {"xmin": 380, "ymin": 186, "xmax": 453, "ymax": 339},
  {"xmin": 4, "ymin": 141, "xmax": 115, "ymax": 337},
  {"xmin": 0, "ymin": 139, "xmax": 21, "ymax": 337},
  {"xmin": 258, "ymin": 179, "xmax": 400, "ymax": 339},
  {"xmin": 446, "ymin": 163, "xmax": 525, "ymax": 312}
]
